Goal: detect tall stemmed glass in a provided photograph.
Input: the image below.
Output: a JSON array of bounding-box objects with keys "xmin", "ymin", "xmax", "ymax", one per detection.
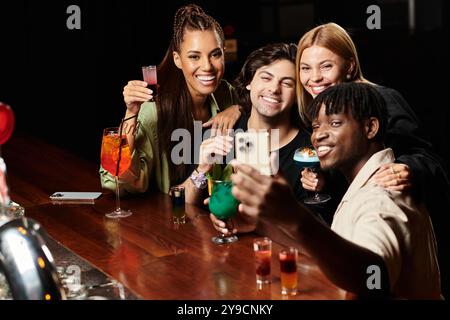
[
  {"xmin": 209, "ymin": 180, "xmax": 239, "ymax": 244},
  {"xmin": 294, "ymin": 147, "xmax": 331, "ymax": 205},
  {"xmin": 101, "ymin": 127, "xmax": 132, "ymax": 218}
]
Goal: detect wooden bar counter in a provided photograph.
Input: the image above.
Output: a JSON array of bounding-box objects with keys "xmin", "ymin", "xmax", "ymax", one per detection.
[{"xmin": 2, "ymin": 133, "xmax": 345, "ymax": 300}]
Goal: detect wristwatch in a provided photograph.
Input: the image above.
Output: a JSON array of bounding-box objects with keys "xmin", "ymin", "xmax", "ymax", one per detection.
[{"xmin": 190, "ymin": 169, "xmax": 208, "ymax": 189}]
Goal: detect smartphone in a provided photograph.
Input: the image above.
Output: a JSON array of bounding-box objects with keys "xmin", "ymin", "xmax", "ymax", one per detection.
[
  {"xmin": 235, "ymin": 131, "xmax": 271, "ymax": 175},
  {"xmin": 49, "ymin": 192, "xmax": 102, "ymax": 204}
]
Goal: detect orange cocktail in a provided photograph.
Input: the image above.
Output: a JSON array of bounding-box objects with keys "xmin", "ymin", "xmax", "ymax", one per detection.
[
  {"xmin": 101, "ymin": 127, "xmax": 132, "ymax": 219},
  {"xmin": 101, "ymin": 132, "xmax": 131, "ymax": 177}
]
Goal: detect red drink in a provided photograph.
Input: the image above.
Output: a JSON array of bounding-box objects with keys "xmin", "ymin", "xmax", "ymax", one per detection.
[
  {"xmin": 253, "ymin": 237, "xmax": 272, "ymax": 284},
  {"xmin": 142, "ymin": 65, "xmax": 158, "ymax": 97},
  {"xmin": 255, "ymin": 250, "xmax": 271, "ymax": 276},
  {"xmin": 280, "ymin": 256, "xmax": 297, "ymax": 273}
]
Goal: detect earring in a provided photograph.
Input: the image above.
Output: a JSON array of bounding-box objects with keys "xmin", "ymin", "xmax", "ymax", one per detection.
[{"xmin": 346, "ymin": 74, "xmax": 351, "ymax": 80}]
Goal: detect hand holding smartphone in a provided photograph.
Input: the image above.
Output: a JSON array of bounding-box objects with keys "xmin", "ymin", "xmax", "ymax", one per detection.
[{"xmin": 235, "ymin": 131, "xmax": 271, "ymax": 175}]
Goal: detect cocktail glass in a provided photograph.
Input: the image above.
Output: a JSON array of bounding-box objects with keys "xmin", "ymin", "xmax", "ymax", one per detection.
[
  {"xmin": 100, "ymin": 127, "xmax": 132, "ymax": 218},
  {"xmin": 293, "ymin": 147, "xmax": 331, "ymax": 205},
  {"xmin": 209, "ymin": 180, "xmax": 239, "ymax": 244},
  {"xmin": 142, "ymin": 65, "xmax": 158, "ymax": 100}
]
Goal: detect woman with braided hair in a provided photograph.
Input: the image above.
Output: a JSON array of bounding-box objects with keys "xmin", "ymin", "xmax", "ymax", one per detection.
[{"xmin": 100, "ymin": 4, "xmax": 241, "ymax": 195}]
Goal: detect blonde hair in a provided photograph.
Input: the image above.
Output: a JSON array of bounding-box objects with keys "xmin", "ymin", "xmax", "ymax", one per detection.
[{"xmin": 296, "ymin": 23, "xmax": 369, "ymax": 125}]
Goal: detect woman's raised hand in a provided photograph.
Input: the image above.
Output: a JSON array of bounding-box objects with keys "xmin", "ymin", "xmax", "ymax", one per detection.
[{"xmin": 123, "ymin": 80, "xmax": 154, "ymax": 115}]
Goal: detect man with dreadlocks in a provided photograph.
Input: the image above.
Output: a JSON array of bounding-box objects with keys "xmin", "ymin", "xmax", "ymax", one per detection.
[
  {"xmin": 100, "ymin": 4, "xmax": 241, "ymax": 195},
  {"xmin": 229, "ymin": 82, "xmax": 441, "ymax": 299}
]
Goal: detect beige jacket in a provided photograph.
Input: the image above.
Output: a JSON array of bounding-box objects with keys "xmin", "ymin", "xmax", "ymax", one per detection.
[{"xmin": 331, "ymin": 148, "xmax": 441, "ymax": 299}]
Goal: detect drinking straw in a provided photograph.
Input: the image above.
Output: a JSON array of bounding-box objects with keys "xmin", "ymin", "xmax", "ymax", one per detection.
[
  {"xmin": 114, "ymin": 115, "xmax": 137, "ymax": 177},
  {"xmin": 115, "ymin": 120, "xmax": 125, "ymax": 177}
]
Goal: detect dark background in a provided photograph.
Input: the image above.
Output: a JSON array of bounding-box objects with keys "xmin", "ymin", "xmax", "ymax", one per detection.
[{"xmin": 1, "ymin": 0, "xmax": 449, "ymax": 168}]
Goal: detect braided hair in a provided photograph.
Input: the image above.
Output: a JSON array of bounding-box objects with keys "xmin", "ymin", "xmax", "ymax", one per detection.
[
  {"xmin": 171, "ymin": 4, "xmax": 224, "ymax": 52},
  {"xmin": 309, "ymin": 82, "xmax": 388, "ymax": 142},
  {"xmin": 156, "ymin": 4, "xmax": 225, "ymax": 185}
]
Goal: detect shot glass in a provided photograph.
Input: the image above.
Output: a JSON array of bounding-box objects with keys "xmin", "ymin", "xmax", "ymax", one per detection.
[
  {"xmin": 253, "ymin": 237, "xmax": 272, "ymax": 285},
  {"xmin": 279, "ymin": 247, "xmax": 298, "ymax": 295},
  {"xmin": 142, "ymin": 65, "xmax": 158, "ymax": 99},
  {"xmin": 169, "ymin": 186, "xmax": 185, "ymax": 224}
]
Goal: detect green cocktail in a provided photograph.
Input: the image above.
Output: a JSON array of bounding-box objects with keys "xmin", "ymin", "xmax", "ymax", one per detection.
[{"xmin": 209, "ymin": 180, "xmax": 239, "ymax": 244}]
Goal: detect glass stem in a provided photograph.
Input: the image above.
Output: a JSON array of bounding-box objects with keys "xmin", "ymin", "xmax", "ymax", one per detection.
[
  {"xmin": 115, "ymin": 176, "xmax": 121, "ymax": 212},
  {"xmin": 310, "ymin": 167, "xmax": 319, "ymax": 199},
  {"xmin": 222, "ymin": 218, "xmax": 234, "ymax": 238}
]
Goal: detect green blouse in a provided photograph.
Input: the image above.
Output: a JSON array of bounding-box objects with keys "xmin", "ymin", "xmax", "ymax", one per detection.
[{"xmin": 100, "ymin": 80, "xmax": 236, "ymax": 195}]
